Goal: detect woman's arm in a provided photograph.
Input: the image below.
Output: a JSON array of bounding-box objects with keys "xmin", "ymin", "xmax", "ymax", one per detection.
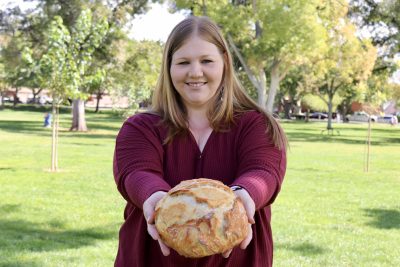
[
  {"xmin": 113, "ymin": 114, "xmax": 171, "ymax": 208},
  {"xmin": 231, "ymin": 112, "xmax": 287, "ymax": 210}
]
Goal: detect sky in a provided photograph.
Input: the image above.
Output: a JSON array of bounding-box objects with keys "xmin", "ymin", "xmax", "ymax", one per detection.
[
  {"xmin": 0, "ymin": 0, "xmax": 187, "ymax": 42},
  {"xmin": 128, "ymin": 3, "xmax": 187, "ymax": 42}
]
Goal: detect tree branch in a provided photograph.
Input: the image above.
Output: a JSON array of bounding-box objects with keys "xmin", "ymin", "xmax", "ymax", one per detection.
[{"xmin": 226, "ymin": 33, "xmax": 260, "ymax": 89}]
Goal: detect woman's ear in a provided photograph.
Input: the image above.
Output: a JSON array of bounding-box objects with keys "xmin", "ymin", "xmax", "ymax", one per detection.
[{"xmin": 223, "ymin": 52, "xmax": 229, "ymax": 64}]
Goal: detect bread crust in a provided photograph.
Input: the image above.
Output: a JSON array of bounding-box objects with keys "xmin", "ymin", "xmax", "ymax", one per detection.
[{"xmin": 155, "ymin": 178, "xmax": 249, "ymax": 258}]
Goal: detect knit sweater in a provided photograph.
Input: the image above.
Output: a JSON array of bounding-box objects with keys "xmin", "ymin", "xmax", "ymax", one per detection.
[{"xmin": 113, "ymin": 110, "xmax": 286, "ymax": 267}]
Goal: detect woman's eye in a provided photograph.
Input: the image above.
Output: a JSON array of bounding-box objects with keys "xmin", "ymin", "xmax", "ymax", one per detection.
[
  {"xmin": 202, "ymin": 59, "xmax": 213, "ymax": 63},
  {"xmin": 178, "ymin": 61, "xmax": 189, "ymax": 65}
]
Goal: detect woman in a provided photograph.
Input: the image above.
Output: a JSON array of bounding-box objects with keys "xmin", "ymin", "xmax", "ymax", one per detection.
[{"xmin": 113, "ymin": 16, "xmax": 287, "ymax": 267}]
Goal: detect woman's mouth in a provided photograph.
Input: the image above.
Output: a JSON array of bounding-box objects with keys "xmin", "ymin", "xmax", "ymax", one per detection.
[{"xmin": 186, "ymin": 82, "xmax": 207, "ymax": 87}]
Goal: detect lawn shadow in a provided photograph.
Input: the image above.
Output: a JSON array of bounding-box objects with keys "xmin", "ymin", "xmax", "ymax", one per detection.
[
  {"xmin": 0, "ymin": 167, "xmax": 17, "ymax": 172},
  {"xmin": 286, "ymin": 130, "xmax": 399, "ymax": 146},
  {"xmin": 363, "ymin": 208, "xmax": 400, "ymax": 229},
  {"xmin": 0, "ymin": 120, "xmax": 118, "ymax": 140},
  {"xmin": 276, "ymin": 241, "xmax": 327, "ymax": 256},
  {"xmin": 0, "ymin": 120, "xmax": 49, "ymax": 135},
  {"xmin": 0, "ymin": 204, "xmax": 21, "ymax": 214},
  {"xmin": 0, "ymin": 260, "xmax": 42, "ymax": 267},
  {"xmin": 0, "ymin": 217, "xmax": 117, "ymax": 253}
]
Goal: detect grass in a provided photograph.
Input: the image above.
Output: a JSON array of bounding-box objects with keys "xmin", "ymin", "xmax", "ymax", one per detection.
[
  {"xmin": 274, "ymin": 121, "xmax": 400, "ymax": 266},
  {"xmin": 0, "ymin": 106, "xmax": 399, "ymax": 266}
]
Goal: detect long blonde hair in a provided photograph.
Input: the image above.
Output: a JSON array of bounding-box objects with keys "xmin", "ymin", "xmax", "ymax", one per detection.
[{"xmin": 152, "ymin": 16, "xmax": 287, "ymax": 150}]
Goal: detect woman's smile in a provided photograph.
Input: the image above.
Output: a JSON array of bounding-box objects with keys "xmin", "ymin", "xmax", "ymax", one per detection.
[{"xmin": 186, "ymin": 82, "xmax": 207, "ymax": 87}]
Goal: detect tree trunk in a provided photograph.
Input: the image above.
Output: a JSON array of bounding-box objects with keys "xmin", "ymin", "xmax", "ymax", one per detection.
[
  {"xmin": 0, "ymin": 91, "xmax": 3, "ymax": 109},
  {"xmin": 95, "ymin": 91, "xmax": 102, "ymax": 113},
  {"xmin": 283, "ymin": 99, "xmax": 291, "ymax": 119},
  {"xmin": 257, "ymin": 68, "xmax": 267, "ymax": 107},
  {"xmin": 305, "ymin": 109, "xmax": 310, "ymax": 122},
  {"xmin": 13, "ymin": 87, "xmax": 19, "ymax": 108},
  {"xmin": 70, "ymin": 99, "xmax": 88, "ymax": 131},
  {"xmin": 327, "ymin": 95, "xmax": 333, "ymax": 130},
  {"xmin": 266, "ymin": 63, "xmax": 280, "ymax": 113},
  {"xmin": 31, "ymin": 88, "xmax": 43, "ymax": 104},
  {"xmin": 51, "ymin": 98, "xmax": 59, "ymax": 172}
]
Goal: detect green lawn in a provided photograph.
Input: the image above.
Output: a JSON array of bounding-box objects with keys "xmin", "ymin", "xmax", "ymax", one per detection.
[{"xmin": 0, "ymin": 106, "xmax": 399, "ymax": 266}]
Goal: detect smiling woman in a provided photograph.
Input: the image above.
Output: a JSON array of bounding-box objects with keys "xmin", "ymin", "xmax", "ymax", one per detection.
[{"xmin": 113, "ymin": 16, "xmax": 287, "ymax": 267}]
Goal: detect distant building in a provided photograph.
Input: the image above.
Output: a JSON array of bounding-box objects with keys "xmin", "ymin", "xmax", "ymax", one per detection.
[
  {"xmin": 350, "ymin": 102, "xmax": 381, "ymax": 115},
  {"xmin": 382, "ymin": 100, "xmax": 397, "ymax": 115}
]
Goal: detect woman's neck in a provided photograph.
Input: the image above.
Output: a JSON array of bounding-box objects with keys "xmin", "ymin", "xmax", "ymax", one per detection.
[{"xmin": 187, "ymin": 108, "xmax": 210, "ymax": 131}]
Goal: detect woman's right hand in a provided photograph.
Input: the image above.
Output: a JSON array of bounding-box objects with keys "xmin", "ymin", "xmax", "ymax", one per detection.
[{"xmin": 143, "ymin": 191, "xmax": 171, "ymax": 256}]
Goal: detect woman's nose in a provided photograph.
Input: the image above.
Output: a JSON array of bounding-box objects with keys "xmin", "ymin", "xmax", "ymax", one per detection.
[{"xmin": 188, "ymin": 62, "xmax": 203, "ymax": 77}]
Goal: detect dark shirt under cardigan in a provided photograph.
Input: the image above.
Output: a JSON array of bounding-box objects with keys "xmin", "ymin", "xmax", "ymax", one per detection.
[{"xmin": 113, "ymin": 110, "xmax": 287, "ymax": 267}]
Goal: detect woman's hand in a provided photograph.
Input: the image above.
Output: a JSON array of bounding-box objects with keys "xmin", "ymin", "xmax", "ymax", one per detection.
[
  {"xmin": 222, "ymin": 187, "xmax": 255, "ymax": 258},
  {"xmin": 143, "ymin": 191, "xmax": 170, "ymax": 256}
]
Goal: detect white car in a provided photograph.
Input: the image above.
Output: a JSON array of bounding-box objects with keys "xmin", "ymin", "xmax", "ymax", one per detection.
[
  {"xmin": 345, "ymin": 112, "xmax": 378, "ymax": 123},
  {"xmin": 378, "ymin": 115, "xmax": 398, "ymax": 125}
]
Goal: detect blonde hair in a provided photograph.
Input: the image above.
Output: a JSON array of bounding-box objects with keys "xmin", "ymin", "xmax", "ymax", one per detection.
[{"xmin": 151, "ymin": 16, "xmax": 287, "ymax": 150}]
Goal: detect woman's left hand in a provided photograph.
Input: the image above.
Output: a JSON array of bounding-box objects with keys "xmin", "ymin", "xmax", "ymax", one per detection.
[
  {"xmin": 143, "ymin": 191, "xmax": 171, "ymax": 256},
  {"xmin": 222, "ymin": 187, "xmax": 255, "ymax": 258}
]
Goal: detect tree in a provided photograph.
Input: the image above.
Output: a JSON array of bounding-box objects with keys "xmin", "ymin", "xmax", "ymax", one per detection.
[
  {"xmin": 84, "ymin": 68, "xmax": 106, "ymax": 113},
  {"xmin": 67, "ymin": 8, "xmax": 109, "ymax": 131},
  {"xmin": 42, "ymin": 0, "xmax": 151, "ymax": 130},
  {"xmin": 38, "ymin": 16, "xmax": 74, "ymax": 171},
  {"xmin": 0, "ymin": 34, "xmax": 35, "ymax": 107},
  {"xmin": 307, "ymin": 16, "xmax": 377, "ymax": 130},
  {"xmin": 2, "ymin": 0, "xmax": 161, "ymax": 127},
  {"xmin": 349, "ymin": 0, "xmax": 399, "ymax": 96},
  {"xmin": 349, "ymin": 0, "xmax": 399, "ymax": 60},
  {"xmin": 111, "ymin": 39, "xmax": 163, "ymax": 115},
  {"xmin": 122, "ymin": 41, "xmax": 162, "ymax": 110},
  {"xmin": 36, "ymin": 9, "xmax": 109, "ymax": 170}
]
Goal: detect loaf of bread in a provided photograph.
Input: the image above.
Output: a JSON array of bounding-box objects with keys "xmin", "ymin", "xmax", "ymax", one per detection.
[{"xmin": 154, "ymin": 178, "xmax": 249, "ymax": 258}]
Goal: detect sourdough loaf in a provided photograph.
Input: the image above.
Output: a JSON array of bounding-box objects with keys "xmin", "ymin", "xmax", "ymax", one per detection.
[{"xmin": 154, "ymin": 178, "xmax": 248, "ymax": 258}]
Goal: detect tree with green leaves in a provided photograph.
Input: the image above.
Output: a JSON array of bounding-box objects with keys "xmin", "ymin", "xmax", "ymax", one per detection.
[
  {"xmin": 305, "ymin": 8, "xmax": 377, "ymax": 130},
  {"xmin": 349, "ymin": 0, "xmax": 399, "ymax": 107},
  {"xmin": 67, "ymin": 8, "xmax": 109, "ymax": 131},
  {"xmin": 349, "ymin": 0, "xmax": 399, "ymax": 61},
  {"xmin": 1, "ymin": 0, "xmax": 154, "ymax": 129},
  {"xmin": 36, "ymin": 9, "xmax": 108, "ymax": 170},
  {"xmin": 114, "ymin": 39, "xmax": 163, "ymax": 114},
  {"xmin": 38, "ymin": 15, "xmax": 73, "ymax": 171}
]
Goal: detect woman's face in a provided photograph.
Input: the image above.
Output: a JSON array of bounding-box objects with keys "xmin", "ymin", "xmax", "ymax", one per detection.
[{"xmin": 170, "ymin": 35, "xmax": 224, "ymax": 110}]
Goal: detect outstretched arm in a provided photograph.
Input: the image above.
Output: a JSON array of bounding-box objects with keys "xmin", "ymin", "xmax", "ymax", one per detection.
[{"xmin": 113, "ymin": 114, "xmax": 171, "ymax": 208}]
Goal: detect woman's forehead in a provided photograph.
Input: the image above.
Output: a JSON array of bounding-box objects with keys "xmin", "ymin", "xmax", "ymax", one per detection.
[{"xmin": 172, "ymin": 36, "xmax": 222, "ymax": 58}]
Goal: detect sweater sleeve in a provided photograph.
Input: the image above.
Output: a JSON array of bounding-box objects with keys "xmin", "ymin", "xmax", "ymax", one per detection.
[
  {"xmin": 232, "ymin": 112, "xmax": 287, "ymax": 210},
  {"xmin": 113, "ymin": 114, "xmax": 171, "ymax": 209}
]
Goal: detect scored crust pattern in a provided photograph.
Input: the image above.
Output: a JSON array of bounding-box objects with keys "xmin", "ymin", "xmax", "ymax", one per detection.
[{"xmin": 155, "ymin": 178, "xmax": 249, "ymax": 258}]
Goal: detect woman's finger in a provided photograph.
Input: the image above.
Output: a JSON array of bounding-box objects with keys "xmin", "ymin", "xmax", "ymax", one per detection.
[
  {"xmin": 147, "ymin": 223, "xmax": 160, "ymax": 240},
  {"xmin": 221, "ymin": 249, "xmax": 232, "ymax": 258},
  {"xmin": 240, "ymin": 224, "xmax": 253, "ymax": 249},
  {"xmin": 147, "ymin": 211, "xmax": 156, "ymax": 224},
  {"xmin": 158, "ymin": 239, "xmax": 170, "ymax": 256}
]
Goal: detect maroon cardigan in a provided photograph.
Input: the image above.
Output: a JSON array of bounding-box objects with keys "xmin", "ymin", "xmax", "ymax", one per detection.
[{"xmin": 113, "ymin": 111, "xmax": 286, "ymax": 267}]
